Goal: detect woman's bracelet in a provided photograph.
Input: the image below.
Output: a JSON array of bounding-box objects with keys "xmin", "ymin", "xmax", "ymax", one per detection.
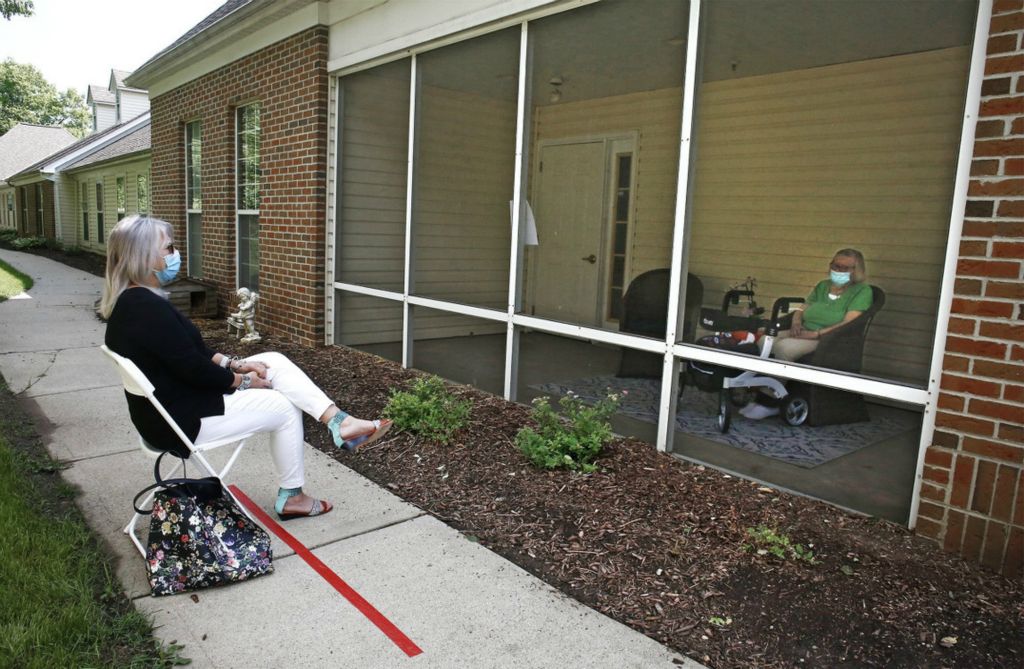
[
  {"xmin": 218, "ymin": 355, "xmax": 230, "ymax": 369},
  {"xmin": 237, "ymin": 373, "xmax": 252, "ymax": 391}
]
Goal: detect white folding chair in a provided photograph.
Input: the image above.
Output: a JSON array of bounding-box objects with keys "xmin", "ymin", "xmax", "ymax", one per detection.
[{"xmin": 100, "ymin": 344, "xmax": 258, "ymax": 556}]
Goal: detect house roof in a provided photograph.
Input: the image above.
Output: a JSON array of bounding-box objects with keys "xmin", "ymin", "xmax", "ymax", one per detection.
[
  {"xmin": 111, "ymin": 69, "xmax": 145, "ymax": 93},
  {"xmin": 62, "ymin": 120, "xmax": 150, "ymax": 171},
  {"xmin": 87, "ymin": 84, "xmax": 116, "ymax": 105},
  {"xmin": 8, "ymin": 113, "xmax": 150, "ymax": 181},
  {"xmin": 0, "ymin": 123, "xmax": 77, "ymax": 182}
]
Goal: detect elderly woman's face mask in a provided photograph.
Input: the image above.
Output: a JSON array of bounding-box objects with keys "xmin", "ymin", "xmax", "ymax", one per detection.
[
  {"xmin": 829, "ymin": 257, "xmax": 855, "ymax": 286},
  {"xmin": 155, "ymin": 242, "xmax": 181, "ymax": 284}
]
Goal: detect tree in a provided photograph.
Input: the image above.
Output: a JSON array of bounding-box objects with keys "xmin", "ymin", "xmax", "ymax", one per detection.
[
  {"xmin": 0, "ymin": 59, "xmax": 90, "ymax": 137},
  {"xmin": 1, "ymin": 0, "xmax": 33, "ymax": 20}
]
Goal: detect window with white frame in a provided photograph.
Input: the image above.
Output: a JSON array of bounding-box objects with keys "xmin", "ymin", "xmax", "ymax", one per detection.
[
  {"xmin": 137, "ymin": 174, "xmax": 149, "ymax": 214},
  {"xmin": 236, "ymin": 103, "xmax": 260, "ymax": 291},
  {"xmin": 95, "ymin": 182, "xmax": 104, "ymax": 244},
  {"xmin": 186, "ymin": 121, "xmax": 203, "ymax": 278},
  {"xmin": 116, "ymin": 176, "xmax": 126, "ymax": 222},
  {"xmin": 80, "ymin": 182, "xmax": 89, "ymax": 241}
]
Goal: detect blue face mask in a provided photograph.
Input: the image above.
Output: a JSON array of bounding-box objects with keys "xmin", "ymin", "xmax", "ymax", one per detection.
[
  {"xmin": 830, "ymin": 269, "xmax": 851, "ymax": 286},
  {"xmin": 155, "ymin": 249, "xmax": 181, "ymax": 284}
]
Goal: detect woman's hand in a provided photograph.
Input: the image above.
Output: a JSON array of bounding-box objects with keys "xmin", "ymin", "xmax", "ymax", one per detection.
[
  {"xmin": 244, "ymin": 371, "xmax": 272, "ymax": 390},
  {"xmin": 236, "ymin": 360, "xmax": 269, "ymax": 378},
  {"xmin": 789, "ymin": 312, "xmax": 804, "ymax": 337}
]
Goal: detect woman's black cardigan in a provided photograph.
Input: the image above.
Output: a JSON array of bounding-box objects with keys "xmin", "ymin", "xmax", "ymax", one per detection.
[{"xmin": 105, "ymin": 287, "xmax": 235, "ymax": 457}]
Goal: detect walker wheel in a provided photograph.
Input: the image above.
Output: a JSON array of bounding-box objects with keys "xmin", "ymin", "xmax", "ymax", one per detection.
[
  {"xmin": 717, "ymin": 388, "xmax": 732, "ymax": 433},
  {"xmin": 782, "ymin": 395, "xmax": 809, "ymax": 426}
]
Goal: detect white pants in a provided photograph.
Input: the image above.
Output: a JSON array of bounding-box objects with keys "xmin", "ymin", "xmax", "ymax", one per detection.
[
  {"xmin": 194, "ymin": 352, "xmax": 336, "ymax": 489},
  {"xmin": 759, "ymin": 329, "xmax": 819, "ymax": 362}
]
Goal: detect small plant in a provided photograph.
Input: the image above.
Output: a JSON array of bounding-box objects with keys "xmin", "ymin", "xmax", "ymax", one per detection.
[
  {"xmin": 743, "ymin": 525, "xmax": 816, "ymax": 564},
  {"xmin": 515, "ymin": 391, "xmax": 621, "ymax": 472},
  {"xmin": 383, "ymin": 375, "xmax": 471, "ymax": 444},
  {"xmin": 708, "ymin": 616, "xmax": 732, "ymax": 627},
  {"xmin": 9, "ymin": 236, "xmax": 47, "ymax": 250},
  {"xmin": 0, "ymin": 229, "xmax": 18, "ymax": 244}
]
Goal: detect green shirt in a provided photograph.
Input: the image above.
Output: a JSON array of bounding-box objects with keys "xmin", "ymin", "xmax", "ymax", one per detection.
[{"xmin": 801, "ymin": 280, "xmax": 873, "ymax": 331}]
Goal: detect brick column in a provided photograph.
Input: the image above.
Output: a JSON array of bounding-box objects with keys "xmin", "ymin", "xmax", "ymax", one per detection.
[{"xmin": 918, "ymin": 0, "xmax": 1024, "ymax": 578}]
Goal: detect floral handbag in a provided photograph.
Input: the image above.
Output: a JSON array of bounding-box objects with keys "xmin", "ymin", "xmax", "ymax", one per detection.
[{"xmin": 132, "ymin": 454, "xmax": 273, "ymax": 596}]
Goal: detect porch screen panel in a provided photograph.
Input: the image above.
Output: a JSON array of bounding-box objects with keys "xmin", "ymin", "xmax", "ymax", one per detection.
[
  {"xmin": 411, "ymin": 28, "xmax": 519, "ymax": 318},
  {"xmin": 337, "ymin": 58, "xmax": 409, "ymax": 292},
  {"xmin": 335, "ymin": 292, "xmax": 403, "ymax": 364},
  {"xmin": 522, "ymin": 0, "xmax": 687, "ymax": 336},
  {"xmin": 687, "ymin": 0, "xmax": 978, "ymax": 387},
  {"xmin": 412, "ymin": 305, "xmax": 505, "ymax": 396}
]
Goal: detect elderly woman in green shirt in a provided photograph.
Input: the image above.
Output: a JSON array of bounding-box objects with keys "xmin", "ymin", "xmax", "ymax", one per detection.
[{"xmin": 742, "ymin": 248, "xmax": 873, "ymax": 420}]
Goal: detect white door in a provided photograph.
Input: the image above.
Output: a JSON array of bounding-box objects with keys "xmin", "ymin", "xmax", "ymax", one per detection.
[{"xmin": 531, "ymin": 141, "xmax": 607, "ymax": 325}]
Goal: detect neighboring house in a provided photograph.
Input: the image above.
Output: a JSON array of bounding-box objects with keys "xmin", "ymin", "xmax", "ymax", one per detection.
[
  {"xmin": 8, "ymin": 113, "xmax": 151, "ymax": 248},
  {"xmin": 127, "ymin": 0, "xmax": 1023, "ymax": 577},
  {"xmin": 0, "ymin": 123, "xmax": 77, "ymax": 234},
  {"xmin": 8, "ymin": 69, "xmax": 152, "ymax": 249}
]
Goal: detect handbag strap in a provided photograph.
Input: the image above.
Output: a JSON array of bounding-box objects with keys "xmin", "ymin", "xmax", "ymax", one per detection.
[{"xmin": 132, "ymin": 451, "xmax": 221, "ymax": 514}]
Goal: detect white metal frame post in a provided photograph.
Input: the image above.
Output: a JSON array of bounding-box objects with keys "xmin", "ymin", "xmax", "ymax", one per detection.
[
  {"xmin": 324, "ymin": 76, "xmax": 340, "ymax": 345},
  {"xmin": 656, "ymin": 0, "xmax": 705, "ymax": 452},
  {"xmin": 402, "ymin": 56, "xmax": 420, "ymax": 369},
  {"xmin": 504, "ymin": 22, "xmax": 531, "ymax": 401},
  {"xmin": 906, "ymin": 0, "xmax": 993, "ymax": 528}
]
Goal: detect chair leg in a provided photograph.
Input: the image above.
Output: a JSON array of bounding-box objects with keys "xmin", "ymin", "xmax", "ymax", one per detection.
[{"xmin": 193, "ymin": 441, "xmax": 258, "ymax": 524}]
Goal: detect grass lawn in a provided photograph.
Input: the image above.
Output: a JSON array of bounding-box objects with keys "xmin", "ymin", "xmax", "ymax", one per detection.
[
  {"xmin": 0, "ymin": 377, "xmax": 187, "ymax": 667},
  {"xmin": 0, "ymin": 257, "xmax": 33, "ymax": 302}
]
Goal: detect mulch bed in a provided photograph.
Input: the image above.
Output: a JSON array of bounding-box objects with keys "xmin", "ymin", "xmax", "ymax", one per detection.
[
  {"xmin": 12, "ymin": 244, "xmax": 1021, "ymax": 667},
  {"xmin": 198, "ymin": 320, "xmax": 1023, "ymax": 669}
]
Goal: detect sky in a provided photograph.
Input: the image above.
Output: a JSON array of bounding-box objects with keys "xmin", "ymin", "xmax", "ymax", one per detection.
[{"xmin": 0, "ymin": 0, "xmax": 227, "ymax": 95}]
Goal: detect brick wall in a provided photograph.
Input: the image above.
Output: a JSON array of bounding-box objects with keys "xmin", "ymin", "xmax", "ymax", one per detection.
[
  {"xmin": 918, "ymin": 0, "xmax": 1024, "ymax": 579},
  {"xmin": 149, "ymin": 26, "xmax": 329, "ymax": 346}
]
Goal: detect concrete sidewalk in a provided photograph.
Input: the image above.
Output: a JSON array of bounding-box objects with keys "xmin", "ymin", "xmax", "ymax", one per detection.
[{"xmin": 0, "ymin": 248, "xmax": 701, "ymax": 668}]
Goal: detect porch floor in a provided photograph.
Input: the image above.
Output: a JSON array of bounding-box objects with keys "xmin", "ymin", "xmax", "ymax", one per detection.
[{"xmin": 358, "ymin": 332, "xmax": 919, "ymax": 524}]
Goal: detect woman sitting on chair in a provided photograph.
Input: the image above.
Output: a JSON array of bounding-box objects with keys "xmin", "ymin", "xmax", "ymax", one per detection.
[
  {"xmin": 741, "ymin": 248, "xmax": 873, "ymax": 420},
  {"xmin": 100, "ymin": 215, "xmax": 391, "ymax": 520}
]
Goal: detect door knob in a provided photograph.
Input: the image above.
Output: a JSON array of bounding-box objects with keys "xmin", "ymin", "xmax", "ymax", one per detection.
[{"xmin": 582, "ymin": 254, "xmax": 597, "ymax": 264}]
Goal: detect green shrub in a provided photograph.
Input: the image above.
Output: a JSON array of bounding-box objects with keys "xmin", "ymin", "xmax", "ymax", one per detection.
[
  {"xmin": 0, "ymin": 229, "xmax": 18, "ymax": 244},
  {"xmin": 9, "ymin": 236, "xmax": 47, "ymax": 250},
  {"xmin": 515, "ymin": 391, "xmax": 621, "ymax": 472},
  {"xmin": 383, "ymin": 375, "xmax": 471, "ymax": 444}
]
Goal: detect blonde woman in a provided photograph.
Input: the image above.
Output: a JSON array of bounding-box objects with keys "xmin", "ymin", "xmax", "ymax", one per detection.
[
  {"xmin": 101, "ymin": 215, "xmax": 390, "ymax": 520},
  {"xmin": 742, "ymin": 248, "xmax": 873, "ymax": 420}
]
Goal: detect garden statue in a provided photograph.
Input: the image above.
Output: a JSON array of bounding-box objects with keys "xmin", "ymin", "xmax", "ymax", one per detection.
[{"xmin": 227, "ymin": 287, "xmax": 261, "ymax": 343}]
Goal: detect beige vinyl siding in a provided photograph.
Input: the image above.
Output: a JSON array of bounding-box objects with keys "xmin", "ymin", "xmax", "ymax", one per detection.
[
  {"xmin": 55, "ymin": 174, "xmax": 78, "ymax": 242},
  {"xmin": 67, "ymin": 157, "xmax": 151, "ymax": 253},
  {"xmin": 689, "ymin": 46, "xmax": 970, "ymax": 385},
  {"xmin": 118, "ymin": 91, "xmax": 150, "ymax": 123}
]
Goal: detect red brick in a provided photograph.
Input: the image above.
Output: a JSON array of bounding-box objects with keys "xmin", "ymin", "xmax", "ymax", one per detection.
[
  {"xmin": 973, "ymin": 138, "xmax": 1024, "ymax": 157},
  {"xmin": 964, "ymin": 199, "xmax": 995, "ymax": 217},
  {"xmin": 915, "ymin": 516, "xmax": 942, "ymax": 540},
  {"xmin": 1013, "ymin": 117, "xmax": 1024, "ymax": 135},
  {"xmin": 970, "ymin": 159, "xmax": 1000, "ymax": 177},
  {"xmin": 963, "ymin": 437, "xmax": 1024, "ymax": 464},
  {"xmin": 920, "ymin": 481, "xmax": 947, "ymax": 502},
  {"xmin": 951, "ymin": 454, "xmax": 978, "ymax": 508},
  {"xmin": 956, "ymin": 258, "xmax": 1021, "ymax": 278},
  {"xmin": 937, "ymin": 411, "xmax": 997, "ymax": 437},
  {"xmin": 925, "ymin": 446, "xmax": 955, "ymax": 468},
  {"xmin": 968, "ymin": 178, "xmax": 1024, "ymax": 197},
  {"xmin": 991, "ymin": 465, "xmax": 1020, "ymax": 521},
  {"xmin": 968, "ymin": 397, "xmax": 1024, "ymax": 423},
  {"xmin": 991, "ymin": 242, "xmax": 1024, "ymax": 259},
  {"xmin": 987, "ymin": 33, "xmax": 1019, "ymax": 54},
  {"xmin": 981, "ymin": 77, "xmax": 1013, "ymax": 97},
  {"xmin": 953, "ymin": 279, "xmax": 983, "ymax": 297},
  {"xmin": 958, "ymin": 239, "xmax": 989, "ymax": 256},
  {"xmin": 990, "ymin": 11, "xmax": 1024, "ymax": 33},
  {"xmin": 944, "ymin": 508, "xmax": 967, "ymax": 552},
  {"xmin": 1013, "ymin": 345, "xmax": 1024, "ymax": 362},
  {"xmin": 945, "ymin": 335, "xmax": 1007, "ymax": 359},
  {"xmin": 944, "ymin": 354, "xmax": 971, "ymax": 373},
  {"xmin": 934, "ymin": 432, "xmax": 962, "ymax": 452},
  {"xmin": 986, "ymin": 281, "xmax": 1024, "ymax": 299},
  {"xmin": 947, "ymin": 317, "xmax": 977, "ymax": 336},
  {"xmin": 973, "ymin": 360, "xmax": 1024, "ymax": 382},
  {"xmin": 981, "ymin": 519, "xmax": 1009, "ymax": 571},
  {"xmin": 993, "ymin": 0, "xmax": 1024, "ymax": 15},
  {"xmin": 1004, "ymin": 383, "xmax": 1024, "ymax": 403},
  {"xmin": 924, "ymin": 464, "xmax": 952, "ymax": 485},
  {"xmin": 962, "ymin": 515, "xmax": 987, "ymax": 562},
  {"xmin": 999, "ymin": 423, "xmax": 1024, "ymax": 444},
  {"xmin": 938, "ymin": 392, "xmax": 965, "ymax": 411},
  {"xmin": 998, "ymin": 200, "xmax": 1024, "ymax": 217},
  {"xmin": 972, "ymin": 460, "xmax": 998, "ymax": 513},
  {"xmin": 962, "ymin": 221, "xmax": 1024, "ymax": 237},
  {"xmin": 917, "ymin": 500, "xmax": 946, "ymax": 521},
  {"xmin": 950, "ymin": 298, "xmax": 1014, "ymax": 319},
  {"xmin": 1003, "ymin": 527, "xmax": 1022, "ymax": 579},
  {"xmin": 941, "ymin": 373, "xmax": 1001, "ymax": 397},
  {"xmin": 1007, "ymin": 158, "xmax": 1024, "ymax": 176},
  {"xmin": 985, "ymin": 54, "xmax": 1024, "ymax": 76},
  {"xmin": 979, "ymin": 321, "xmax": 1024, "ymax": 341},
  {"xmin": 974, "ymin": 119, "xmax": 1007, "ymax": 138}
]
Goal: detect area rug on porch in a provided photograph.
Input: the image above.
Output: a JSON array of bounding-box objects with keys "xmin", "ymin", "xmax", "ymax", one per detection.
[{"xmin": 531, "ymin": 375, "xmax": 919, "ymax": 468}]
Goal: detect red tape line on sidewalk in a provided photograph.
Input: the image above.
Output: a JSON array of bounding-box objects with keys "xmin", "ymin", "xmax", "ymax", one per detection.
[{"xmin": 229, "ymin": 485, "xmax": 423, "ymax": 658}]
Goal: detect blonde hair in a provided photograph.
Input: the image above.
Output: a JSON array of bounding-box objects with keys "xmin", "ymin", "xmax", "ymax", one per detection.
[
  {"xmin": 99, "ymin": 215, "xmax": 173, "ymax": 318},
  {"xmin": 834, "ymin": 248, "xmax": 867, "ymax": 284}
]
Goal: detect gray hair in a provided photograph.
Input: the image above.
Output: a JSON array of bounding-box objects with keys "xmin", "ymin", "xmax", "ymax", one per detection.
[
  {"xmin": 834, "ymin": 248, "xmax": 867, "ymax": 284},
  {"xmin": 99, "ymin": 215, "xmax": 173, "ymax": 318}
]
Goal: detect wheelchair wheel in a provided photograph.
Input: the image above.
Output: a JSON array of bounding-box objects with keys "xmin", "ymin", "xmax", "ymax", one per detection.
[
  {"xmin": 782, "ymin": 395, "xmax": 809, "ymax": 426},
  {"xmin": 717, "ymin": 387, "xmax": 732, "ymax": 433}
]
